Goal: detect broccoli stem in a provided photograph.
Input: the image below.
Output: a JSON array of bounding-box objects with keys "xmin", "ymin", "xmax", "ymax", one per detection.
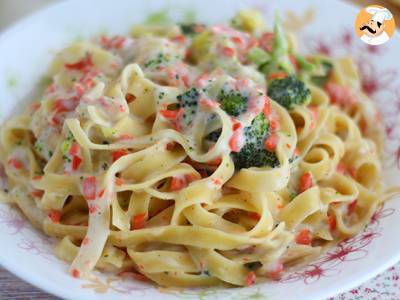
[
  {"xmin": 247, "ymin": 47, "xmax": 271, "ymax": 65},
  {"xmin": 258, "ymin": 13, "xmax": 294, "ymax": 77},
  {"xmin": 271, "ymin": 13, "xmax": 294, "ymax": 74},
  {"xmin": 296, "ymin": 55, "xmax": 315, "ymax": 73}
]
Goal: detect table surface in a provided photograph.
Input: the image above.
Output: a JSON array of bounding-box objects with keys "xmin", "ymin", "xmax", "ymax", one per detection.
[
  {"xmin": 0, "ymin": 0, "xmax": 400, "ymax": 299},
  {"xmin": 0, "ymin": 267, "xmax": 57, "ymax": 300}
]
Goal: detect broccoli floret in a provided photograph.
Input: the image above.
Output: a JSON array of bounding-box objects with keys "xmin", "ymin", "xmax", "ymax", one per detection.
[
  {"xmin": 176, "ymin": 88, "xmax": 200, "ymax": 126},
  {"xmin": 205, "ymin": 114, "xmax": 279, "ymax": 169},
  {"xmin": 231, "ymin": 113, "xmax": 279, "ymax": 169},
  {"xmin": 267, "ymin": 76, "xmax": 311, "ymax": 110},
  {"xmin": 218, "ymin": 89, "xmax": 248, "ymax": 116},
  {"xmin": 248, "ymin": 112, "xmax": 269, "ymax": 137},
  {"xmin": 233, "ymin": 142, "xmax": 280, "ymax": 169}
]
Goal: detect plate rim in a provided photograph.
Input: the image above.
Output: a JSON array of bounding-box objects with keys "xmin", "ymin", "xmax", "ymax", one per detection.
[{"xmin": 0, "ymin": 1, "xmax": 399, "ymax": 299}]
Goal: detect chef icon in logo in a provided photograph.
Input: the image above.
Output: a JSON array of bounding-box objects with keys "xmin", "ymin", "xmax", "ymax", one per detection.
[{"xmin": 355, "ymin": 5, "xmax": 395, "ymax": 45}]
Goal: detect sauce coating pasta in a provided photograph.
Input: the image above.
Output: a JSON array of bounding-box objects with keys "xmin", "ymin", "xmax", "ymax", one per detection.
[{"xmin": 0, "ymin": 10, "xmax": 390, "ymax": 287}]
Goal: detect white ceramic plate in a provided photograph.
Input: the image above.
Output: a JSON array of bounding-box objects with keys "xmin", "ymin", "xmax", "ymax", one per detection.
[{"xmin": 0, "ymin": 0, "xmax": 400, "ymax": 299}]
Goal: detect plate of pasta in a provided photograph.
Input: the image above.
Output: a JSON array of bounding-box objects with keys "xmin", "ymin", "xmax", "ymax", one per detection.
[{"xmin": 0, "ymin": 0, "xmax": 400, "ymax": 299}]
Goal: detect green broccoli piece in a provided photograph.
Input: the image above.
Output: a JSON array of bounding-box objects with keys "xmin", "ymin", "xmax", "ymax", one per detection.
[
  {"xmin": 247, "ymin": 47, "xmax": 271, "ymax": 65},
  {"xmin": 248, "ymin": 112, "xmax": 269, "ymax": 137},
  {"xmin": 217, "ymin": 89, "xmax": 248, "ymax": 116},
  {"xmin": 205, "ymin": 114, "xmax": 279, "ymax": 169},
  {"xmin": 233, "ymin": 142, "xmax": 280, "ymax": 169},
  {"xmin": 271, "ymin": 14, "xmax": 293, "ymax": 73},
  {"xmin": 231, "ymin": 113, "xmax": 279, "ymax": 169},
  {"xmin": 310, "ymin": 59, "xmax": 333, "ymax": 87},
  {"xmin": 296, "ymin": 55, "xmax": 315, "ymax": 73},
  {"xmin": 267, "ymin": 76, "xmax": 311, "ymax": 110},
  {"xmin": 176, "ymin": 88, "xmax": 200, "ymax": 126},
  {"xmin": 259, "ymin": 14, "xmax": 294, "ymax": 76}
]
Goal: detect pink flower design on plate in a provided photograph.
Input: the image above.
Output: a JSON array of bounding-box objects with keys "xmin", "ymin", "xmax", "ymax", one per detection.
[
  {"xmin": 18, "ymin": 237, "xmax": 54, "ymax": 260},
  {"xmin": 370, "ymin": 206, "xmax": 396, "ymax": 226},
  {"xmin": 390, "ymin": 87, "xmax": 400, "ymax": 115},
  {"xmin": 350, "ymin": 288, "xmax": 359, "ymax": 294},
  {"xmin": 0, "ymin": 207, "xmax": 27, "ymax": 234},
  {"xmin": 340, "ymin": 29, "xmax": 353, "ymax": 48},
  {"xmin": 395, "ymin": 145, "xmax": 400, "ymax": 169},
  {"xmin": 112, "ymin": 277, "xmax": 151, "ymax": 295},
  {"xmin": 18, "ymin": 239, "xmax": 43, "ymax": 255},
  {"xmin": 384, "ymin": 120, "xmax": 399, "ymax": 140},
  {"xmin": 357, "ymin": 60, "xmax": 397, "ymax": 96},
  {"xmin": 377, "ymin": 86, "xmax": 400, "ymax": 120},
  {"xmin": 367, "ymin": 43, "xmax": 388, "ymax": 55},
  {"xmin": 342, "ymin": 227, "xmax": 382, "ymax": 249},
  {"xmin": 308, "ymin": 37, "xmax": 332, "ymax": 55},
  {"xmin": 280, "ymin": 264, "xmax": 340, "ymax": 284},
  {"xmin": 384, "ymin": 145, "xmax": 400, "ymax": 170},
  {"xmin": 316, "ymin": 242, "xmax": 368, "ymax": 268}
]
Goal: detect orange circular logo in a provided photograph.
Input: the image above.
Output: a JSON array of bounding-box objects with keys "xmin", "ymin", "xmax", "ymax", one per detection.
[{"xmin": 354, "ymin": 5, "xmax": 395, "ymax": 45}]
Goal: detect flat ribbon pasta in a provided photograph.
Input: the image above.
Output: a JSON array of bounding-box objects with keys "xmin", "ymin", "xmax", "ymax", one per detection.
[{"xmin": 0, "ymin": 15, "xmax": 394, "ymax": 289}]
